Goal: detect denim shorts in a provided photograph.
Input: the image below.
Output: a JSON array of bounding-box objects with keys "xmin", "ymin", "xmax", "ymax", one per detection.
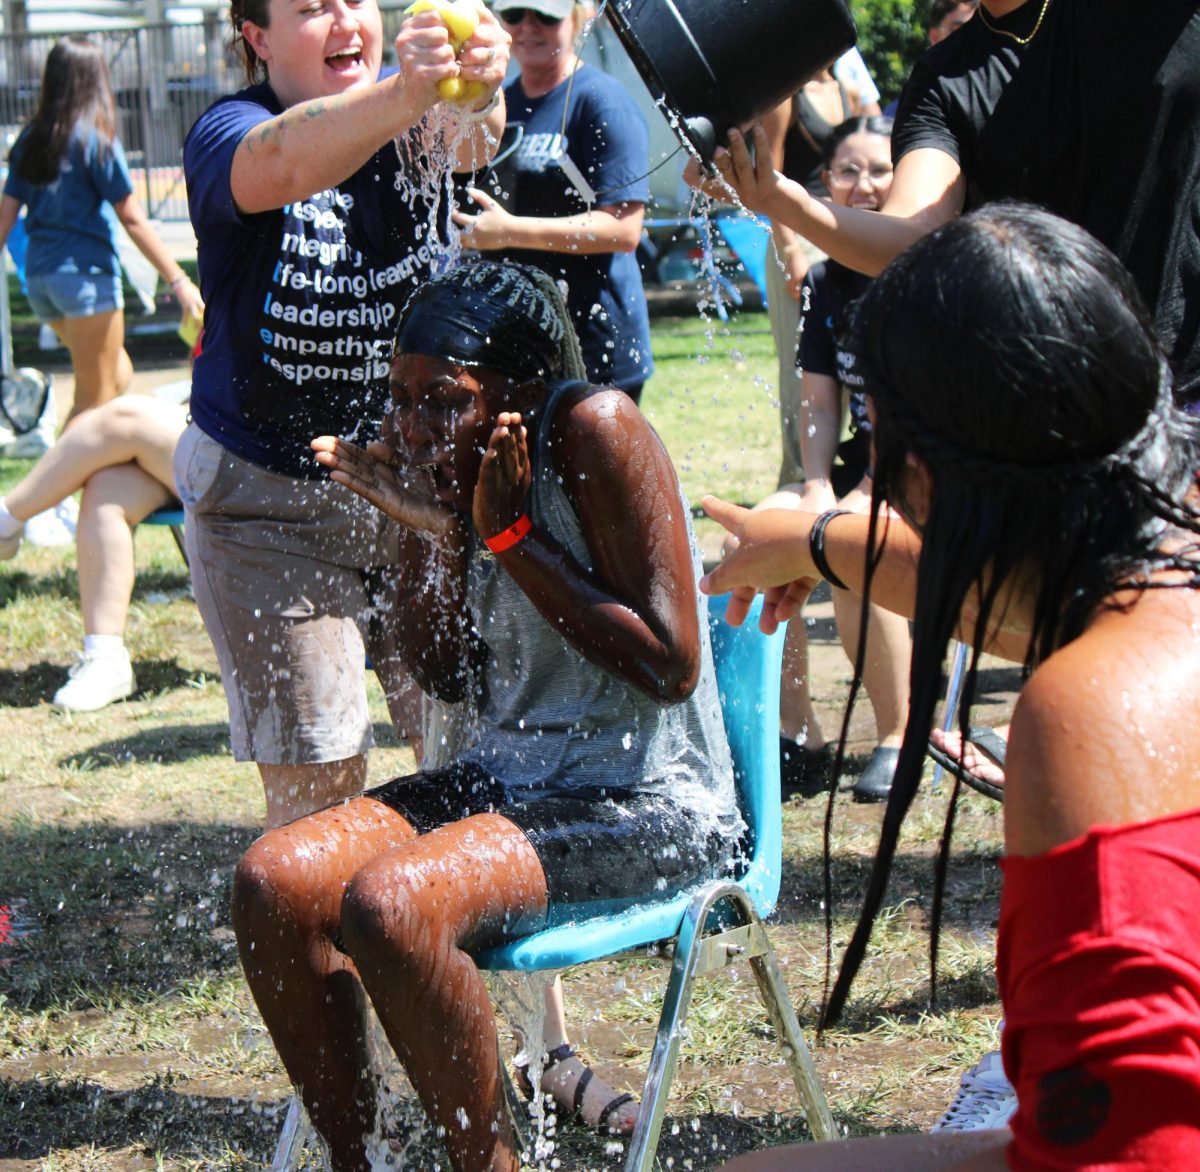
[{"xmin": 25, "ymin": 267, "xmax": 123, "ymax": 321}]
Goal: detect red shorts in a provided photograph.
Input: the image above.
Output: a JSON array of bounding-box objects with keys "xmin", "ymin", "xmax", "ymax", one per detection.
[{"xmin": 998, "ymin": 807, "xmax": 1200, "ymax": 1169}]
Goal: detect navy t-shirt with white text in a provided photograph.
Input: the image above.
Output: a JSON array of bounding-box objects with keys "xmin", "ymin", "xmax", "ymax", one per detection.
[{"xmin": 184, "ymin": 78, "xmax": 445, "ymax": 478}]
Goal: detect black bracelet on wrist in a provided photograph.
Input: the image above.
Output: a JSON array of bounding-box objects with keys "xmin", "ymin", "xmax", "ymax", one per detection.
[{"xmin": 809, "ymin": 508, "xmax": 852, "ymax": 590}]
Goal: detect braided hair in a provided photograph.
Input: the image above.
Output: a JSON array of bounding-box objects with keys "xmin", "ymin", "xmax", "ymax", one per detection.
[
  {"xmin": 394, "ymin": 260, "xmax": 587, "ymax": 387},
  {"xmin": 821, "ymin": 202, "xmax": 1200, "ymax": 1026}
]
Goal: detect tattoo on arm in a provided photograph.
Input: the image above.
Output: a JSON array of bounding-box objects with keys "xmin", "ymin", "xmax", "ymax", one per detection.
[{"xmin": 243, "ymin": 95, "xmax": 343, "ymax": 156}]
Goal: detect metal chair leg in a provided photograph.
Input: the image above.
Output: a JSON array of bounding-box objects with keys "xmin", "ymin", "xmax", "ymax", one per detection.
[
  {"xmin": 749, "ymin": 943, "xmax": 838, "ymax": 1141},
  {"xmin": 624, "ymin": 882, "xmax": 837, "ymax": 1171},
  {"xmin": 270, "ymin": 1094, "xmax": 311, "ymax": 1171},
  {"xmin": 168, "ymin": 523, "xmax": 189, "ymax": 568}
]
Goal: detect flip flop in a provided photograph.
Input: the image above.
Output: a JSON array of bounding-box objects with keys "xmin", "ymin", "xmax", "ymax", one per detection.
[
  {"xmin": 514, "ymin": 1042, "xmax": 637, "ymax": 1136},
  {"xmin": 927, "ymin": 725, "xmax": 1006, "ymax": 803}
]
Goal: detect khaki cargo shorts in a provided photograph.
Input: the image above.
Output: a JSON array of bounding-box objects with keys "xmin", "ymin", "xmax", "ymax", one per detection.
[{"xmin": 173, "ymin": 422, "xmax": 424, "ymax": 765}]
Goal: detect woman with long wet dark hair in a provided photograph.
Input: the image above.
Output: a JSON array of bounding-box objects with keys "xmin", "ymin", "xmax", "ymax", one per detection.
[
  {"xmin": 704, "ymin": 203, "xmax": 1200, "ymax": 1168},
  {"xmin": 0, "ymin": 37, "xmax": 202, "ymax": 422}
]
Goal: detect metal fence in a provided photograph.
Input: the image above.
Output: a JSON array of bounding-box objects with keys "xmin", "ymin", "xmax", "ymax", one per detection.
[
  {"xmin": 0, "ymin": 20, "xmax": 241, "ymax": 219},
  {"xmin": 0, "ymin": 7, "xmax": 686, "ymax": 223}
]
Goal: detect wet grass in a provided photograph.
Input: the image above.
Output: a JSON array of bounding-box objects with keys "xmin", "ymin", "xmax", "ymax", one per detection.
[{"xmin": 0, "ymin": 314, "xmax": 1013, "ymax": 1168}]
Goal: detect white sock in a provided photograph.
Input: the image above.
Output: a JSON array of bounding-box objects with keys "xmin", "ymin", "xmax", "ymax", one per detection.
[
  {"xmin": 0, "ymin": 498, "xmax": 23, "ymax": 537},
  {"xmin": 83, "ymin": 634, "xmax": 127, "ymax": 659}
]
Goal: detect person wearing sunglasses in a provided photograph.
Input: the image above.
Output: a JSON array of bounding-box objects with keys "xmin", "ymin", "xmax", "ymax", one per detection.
[{"xmin": 452, "ymin": 0, "xmax": 654, "ymax": 404}]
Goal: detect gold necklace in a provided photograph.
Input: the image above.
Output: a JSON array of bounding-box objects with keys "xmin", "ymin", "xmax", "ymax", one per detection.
[{"xmin": 977, "ymin": 0, "xmax": 1054, "ymax": 46}]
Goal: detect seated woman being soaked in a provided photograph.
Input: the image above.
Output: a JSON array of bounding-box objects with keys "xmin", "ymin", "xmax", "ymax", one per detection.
[{"xmin": 231, "ymin": 260, "xmax": 740, "ymax": 1172}]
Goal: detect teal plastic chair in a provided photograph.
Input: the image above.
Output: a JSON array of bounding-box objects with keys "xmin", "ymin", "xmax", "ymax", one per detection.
[
  {"xmin": 140, "ymin": 505, "xmax": 188, "ymax": 566},
  {"xmin": 271, "ymin": 593, "xmax": 837, "ymax": 1169}
]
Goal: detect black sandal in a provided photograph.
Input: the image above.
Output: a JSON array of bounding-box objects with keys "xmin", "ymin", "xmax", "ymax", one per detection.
[
  {"xmin": 515, "ymin": 1042, "xmax": 637, "ymax": 1136},
  {"xmin": 927, "ymin": 725, "xmax": 1006, "ymax": 803}
]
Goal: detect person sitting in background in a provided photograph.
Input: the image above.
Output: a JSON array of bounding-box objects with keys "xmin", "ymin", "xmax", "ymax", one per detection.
[
  {"xmin": 452, "ymin": 0, "xmax": 654, "ymax": 402},
  {"xmin": 232, "ymin": 261, "xmax": 739, "ymax": 1170},
  {"xmin": 0, "ymin": 37, "xmax": 202, "ymax": 426},
  {"xmin": 705, "ymin": 204, "xmax": 1200, "ymax": 1169},
  {"xmin": 0, "ymin": 393, "xmax": 187, "ymax": 710}
]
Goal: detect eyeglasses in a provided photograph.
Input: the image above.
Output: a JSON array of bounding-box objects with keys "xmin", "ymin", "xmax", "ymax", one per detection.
[
  {"xmin": 499, "ymin": 7, "xmax": 564, "ymax": 26},
  {"xmin": 828, "ymin": 163, "xmax": 894, "ymax": 186}
]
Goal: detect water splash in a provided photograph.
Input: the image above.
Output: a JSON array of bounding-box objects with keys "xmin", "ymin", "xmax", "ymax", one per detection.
[
  {"xmin": 487, "ymin": 968, "xmax": 560, "ymax": 1169},
  {"xmin": 394, "ymin": 104, "xmax": 499, "ymax": 277},
  {"xmin": 360, "ymin": 1001, "xmax": 436, "ymax": 1169}
]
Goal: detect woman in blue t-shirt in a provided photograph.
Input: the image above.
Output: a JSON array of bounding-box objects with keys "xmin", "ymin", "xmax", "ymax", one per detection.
[
  {"xmin": 451, "ymin": 0, "xmax": 654, "ymax": 402},
  {"xmin": 0, "ymin": 37, "xmax": 203, "ymax": 424}
]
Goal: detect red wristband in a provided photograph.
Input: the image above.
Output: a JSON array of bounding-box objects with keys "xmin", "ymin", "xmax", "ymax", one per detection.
[{"xmin": 483, "ymin": 514, "xmax": 532, "ymax": 554}]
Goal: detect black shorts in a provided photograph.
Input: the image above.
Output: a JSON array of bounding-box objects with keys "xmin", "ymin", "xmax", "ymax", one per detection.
[
  {"xmin": 832, "ymin": 429, "xmax": 871, "ymax": 498},
  {"xmin": 366, "ymin": 762, "xmax": 734, "ymax": 930}
]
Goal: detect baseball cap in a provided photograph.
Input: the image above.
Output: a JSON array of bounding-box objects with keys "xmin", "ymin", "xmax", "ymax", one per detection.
[{"xmin": 492, "ymin": 0, "xmax": 576, "ymax": 19}]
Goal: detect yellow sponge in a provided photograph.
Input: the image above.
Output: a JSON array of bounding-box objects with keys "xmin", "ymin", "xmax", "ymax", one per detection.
[{"xmin": 404, "ymin": 0, "xmax": 491, "ymax": 105}]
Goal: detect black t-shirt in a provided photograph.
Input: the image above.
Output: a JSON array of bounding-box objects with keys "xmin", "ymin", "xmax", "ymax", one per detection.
[
  {"xmin": 894, "ymin": 0, "xmax": 1200, "ymax": 401},
  {"xmin": 798, "ymin": 259, "xmax": 873, "ymax": 483}
]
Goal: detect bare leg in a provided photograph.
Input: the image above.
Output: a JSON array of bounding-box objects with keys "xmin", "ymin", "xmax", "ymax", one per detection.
[
  {"xmin": 831, "ymin": 589, "xmax": 911, "ymax": 746},
  {"xmin": 340, "ymin": 811, "xmax": 549, "ymax": 1172},
  {"xmin": 77, "ymin": 465, "xmax": 172, "ymax": 636},
  {"xmin": 718, "ymin": 1129, "xmax": 1009, "ymax": 1170},
  {"xmin": 3, "ymin": 396, "xmax": 185, "ymax": 522},
  {"xmin": 780, "ymin": 618, "xmax": 826, "ymax": 748},
  {"xmin": 742, "ymin": 489, "xmax": 826, "ymax": 749},
  {"xmin": 56, "ymin": 309, "xmax": 132, "ymax": 424},
  {"xmin": 258, "ymin": 755, "xmax": 369, "ymax": 829},
  {"xmin": 232, "ymin": 796, "xmax": 421, "ymax": 1166},
  {"xmin": 833, "ymin": 482, "xmax": 911, "ymax": 747}
]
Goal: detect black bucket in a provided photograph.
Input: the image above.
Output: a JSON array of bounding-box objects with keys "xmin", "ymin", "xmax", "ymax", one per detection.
[{"xmin": 604, "ymin": 0, "xmax": 857, "ymax": 163}]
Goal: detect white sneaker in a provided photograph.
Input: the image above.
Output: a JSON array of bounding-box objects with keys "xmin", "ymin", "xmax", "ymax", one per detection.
[
  {"xmin": 3, "ymin": 423, "xmax": 55, "ymax": 458},
  {"xmin": 25, "ymin": 498, "xmax": 77, "ymax": 547},
  {"xmin": 53, "ymin": 650, "xmax": 136, "ymax": 712},
  {"xmin": 0, "ymin": 523, "xmax": 22, "ymax": 560},
  {"xmin": 931, "ymin": 1050, "xmax": 1017, "ymax": 1133}
]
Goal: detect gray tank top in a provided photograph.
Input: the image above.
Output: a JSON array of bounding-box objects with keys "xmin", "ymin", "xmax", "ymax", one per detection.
[{"xmin": 455, "ymin": 382, "xmax": 739, "ymax": 839}]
